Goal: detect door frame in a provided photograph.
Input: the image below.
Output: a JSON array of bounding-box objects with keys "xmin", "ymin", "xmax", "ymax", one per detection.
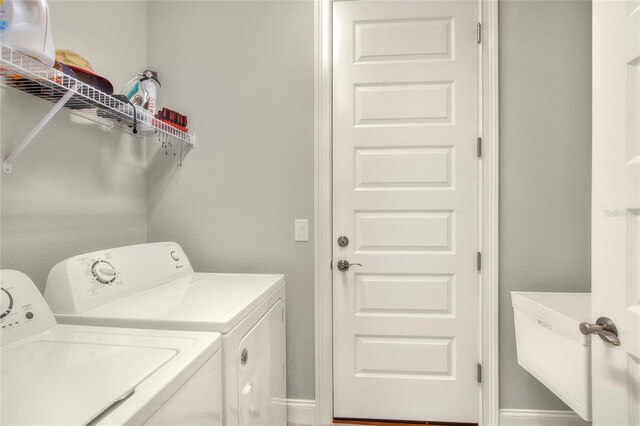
[{"xmin": 313, "ymin": 1, "xmax": 500, "ymax": 424}]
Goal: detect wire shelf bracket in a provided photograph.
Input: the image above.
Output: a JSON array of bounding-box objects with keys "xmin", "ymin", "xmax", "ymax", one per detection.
[
  {"xmin": 3, "ymin": 83, "xmax": 77, "ymax": 174},
  {"xmin": 0, "ymin": 43, "xmax": 195, "ymax": 173}
]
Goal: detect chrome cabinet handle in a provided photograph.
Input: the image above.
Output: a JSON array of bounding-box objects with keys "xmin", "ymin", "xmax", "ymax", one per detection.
[
  {"xmin": 336, "ymin": 260, "xmax": 362, "ymax": 272},
  {"xmin": 579, "ymin": 317, "xmax": 621, "ymax": 346}
]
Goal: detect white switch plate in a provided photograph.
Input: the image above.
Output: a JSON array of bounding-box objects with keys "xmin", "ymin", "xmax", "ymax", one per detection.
[{"xmin": 295, "ymin": 219, "xmax": 309, "ymax": 242}]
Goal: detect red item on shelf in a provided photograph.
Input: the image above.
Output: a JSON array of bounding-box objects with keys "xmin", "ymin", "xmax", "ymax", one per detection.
[
  {"xmin": 156, "ymin": 107, "xmax": 189, "ymax": 132},
  {"xmin": 158, "ymin": 118, "xmax": 188, "ymax": 133}
]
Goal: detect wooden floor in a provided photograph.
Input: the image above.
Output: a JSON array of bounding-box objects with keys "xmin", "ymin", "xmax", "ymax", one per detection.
[{"xmin": 333, "ymin": 418, "xmax": 477, "ymax": 426}]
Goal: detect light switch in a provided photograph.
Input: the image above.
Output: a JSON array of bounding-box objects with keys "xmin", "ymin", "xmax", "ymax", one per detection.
[{"xmin": 295, "ymin": 219, "xmax": 309, "ymax": 242}]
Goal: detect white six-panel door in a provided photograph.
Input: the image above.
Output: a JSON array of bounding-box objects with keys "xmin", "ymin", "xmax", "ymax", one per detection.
[
  {"xmin": 332, "ymin": 1, "xmax": 479, "ymax": 422},
  {"xmin": 592, "ymin": 1, "xmax": 640, "ymax": 424}
]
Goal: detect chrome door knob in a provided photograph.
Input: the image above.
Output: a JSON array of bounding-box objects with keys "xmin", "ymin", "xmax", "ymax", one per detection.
[
  {"xmin": 336, "ymin": 260, "xmax": 362, "ymax": 272},
  {"xmin": 337, "ymin": 236, "xmax": 349, "ymax": 247},
  {"xmin": 579, "ymin": 317, "xmax": 621, "ymax": 346}
]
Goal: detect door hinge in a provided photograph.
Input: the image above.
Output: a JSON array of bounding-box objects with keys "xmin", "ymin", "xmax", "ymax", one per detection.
[
  {"xmin": 330, "ymin": 260, "xmax": 333, "ymax": 270},
  {"xmin": 477, "ymin": 363, "xmax": 482, "ymax": 383},
  {"xmin": 477, "ymin": 137, "xmax": 482, "ymax": 158},
  {"xmin": 477, "ymin": 252, "xmax": 482, "ymax": 272},
  {"xmin": 477, "ymin": 23, "xmax": 482, "ymax": 44}
]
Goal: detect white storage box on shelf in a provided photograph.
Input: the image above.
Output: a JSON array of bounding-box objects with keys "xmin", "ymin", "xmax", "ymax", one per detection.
[{"xmin": 511, "ymin": 292, "xmax": 592, "ymax": 421}]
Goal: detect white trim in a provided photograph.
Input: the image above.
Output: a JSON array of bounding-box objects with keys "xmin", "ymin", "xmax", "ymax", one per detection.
[
  {"xmin": 499, "ymin": 409, "xmax": 591, "ymax": 426},
  {"xmin": 314, "ymin": 0, "xmax": 334, "ymax": 425},
  {"xmin": 287, "ymin": 399, "xmax": 318, "ymax": 425},
  {"xmin": 480, "ymin": 1, "xmax": 500, "ymax": 425},
  {"xmin": 314, "ymin": 1, "xmax": 499, "ymax": 425}
]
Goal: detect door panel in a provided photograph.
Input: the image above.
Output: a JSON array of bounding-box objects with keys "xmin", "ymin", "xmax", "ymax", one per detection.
[
  {"xmin": 354, "ymin": 146, "xmax": 453, "ymax": 189},
  {"xmin": 354, "ymin": 17, "xmax": 453, "ymax": 63},
  {"xmin": 332, "ymin": 1, "xmax": 479, "ymax": 423},
  {"xmin": 592, "ymin": 1, "xmax": 640, "ymax": 424}
]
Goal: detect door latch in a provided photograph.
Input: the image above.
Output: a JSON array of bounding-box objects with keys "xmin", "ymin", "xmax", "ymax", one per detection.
[
  {"xmin": 336, "ymin": 260, "xmax": 363, "ymax": 272},
  {"xmin": 580, "ymin": 317, "xmax": 620, "ymax": 346}
]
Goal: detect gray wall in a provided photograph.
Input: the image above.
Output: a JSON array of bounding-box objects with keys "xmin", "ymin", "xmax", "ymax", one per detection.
[
  {"xmin": 1, "ymin": 1, "xmax": 149, "ymax": 292},
  {"xmin": 145, "ymin": 1, "xmax": 315, "ymax": 400},
  {"xmin": 499, "ymin": 0, "xmax": 592, "ymax": 410}
]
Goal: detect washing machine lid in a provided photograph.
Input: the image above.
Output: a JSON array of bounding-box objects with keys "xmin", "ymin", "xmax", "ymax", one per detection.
[
  {"xmin": 56, "ymin": 273, "xmax": 285, "ymax": 334},
  {"xmin": 2, "ymin": 340, "xmax": 174, "ymax": 425},
  {"xmin": 1, "ymin": 324, "xmax": 221, "ymax": 426}
]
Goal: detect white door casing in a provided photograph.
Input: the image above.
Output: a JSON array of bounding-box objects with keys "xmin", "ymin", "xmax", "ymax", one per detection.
[
  {"xmin": 592, "ymin": 1, "xmax": 640, "ymax": 425},
  {"xmin": 332, "ymin": 1, "xmax": 479, "ymax": 423}
]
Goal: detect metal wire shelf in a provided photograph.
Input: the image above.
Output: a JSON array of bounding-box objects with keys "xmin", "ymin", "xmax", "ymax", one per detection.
[{"xmin": 0, "ymin": 43, "xmax": 194, "ymax": 172}]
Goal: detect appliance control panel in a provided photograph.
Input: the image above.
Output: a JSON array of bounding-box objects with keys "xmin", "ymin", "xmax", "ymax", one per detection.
[
  {"xmin": 1, "ymin": 270, "xmax": 57, "ymax": 346},
  {"xmin": 45, "ymin": 242, "xmax": 194, "ymax": 314}
]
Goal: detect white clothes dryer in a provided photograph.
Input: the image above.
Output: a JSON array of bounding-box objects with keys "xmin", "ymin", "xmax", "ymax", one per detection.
[
  {"xmin": 44, "ymin": 242, "xmax": 286, "ymax": 426},
  {"xmin": 1, "ymin": 269, "xmax": 223, "ymax": 426}
]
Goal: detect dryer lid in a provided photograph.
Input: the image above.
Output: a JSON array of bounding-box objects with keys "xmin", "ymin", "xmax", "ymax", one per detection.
[
  {"xmin": 58, "ymin": 273, "xmax": 285, "ymax": 334},
  {"xmin": 1, "ymin": 340, "xmax": 175, "ymax": 425}
]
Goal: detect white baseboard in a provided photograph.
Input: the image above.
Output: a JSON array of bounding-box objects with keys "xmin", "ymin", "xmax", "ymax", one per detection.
[
  {"xmin": 500, "ymin": 409, "xmax": 591, "ymax": 426},
  {"xmin": 287, "ymin": 399, "xmax": 316, "ymax": 425},
  {"xmin": 286, "ymin": 404, "xmax": 588, "ymax": 426}
]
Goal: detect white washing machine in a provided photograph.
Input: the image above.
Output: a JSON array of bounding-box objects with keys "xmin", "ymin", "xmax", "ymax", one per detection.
[
  {"xmin": 44, "ymin": 242, "xmax": 287, "ymax": 426},
  {"xmin": 1, "ymin": 269, "xmax": 223, "ymax": 426}
]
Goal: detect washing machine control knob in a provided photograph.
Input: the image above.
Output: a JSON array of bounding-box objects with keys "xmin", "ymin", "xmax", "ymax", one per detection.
[
  {"xmin": 1, "ymin": 288, "xmax": 13, "ymax": 319},
  {"xmin": 91, "ymin": 261, "xmax": 116, "ymax": 284}
]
